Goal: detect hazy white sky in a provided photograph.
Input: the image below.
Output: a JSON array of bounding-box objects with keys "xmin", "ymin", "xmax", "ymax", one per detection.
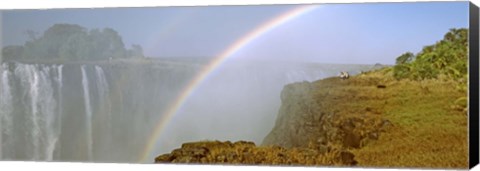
[{"xmin": 1, "ymin": 2, "xmax": 469, "ymax": 64}]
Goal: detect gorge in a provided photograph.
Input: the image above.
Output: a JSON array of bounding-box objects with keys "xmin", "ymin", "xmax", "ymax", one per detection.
[{"xmin": 0, "ymin": 59, "xmax": 374, "ymax": 163}]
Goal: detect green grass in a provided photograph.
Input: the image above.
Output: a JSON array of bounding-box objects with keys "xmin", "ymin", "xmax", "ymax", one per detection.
[{"xmin": 343, "ymin": 73, "xmax": 468, "ymax": 169}]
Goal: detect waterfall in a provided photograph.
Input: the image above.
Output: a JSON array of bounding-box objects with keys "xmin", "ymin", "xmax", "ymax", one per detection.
[
  {"xmin": 0, "ymin": 61, "xmax": 368, "ymax": 163},
  {"xmin": 95, "ymin": 65, "xmax": 110, "ymax": 126},
  {"xmin": 94, "ymin": 65, "xmax": 111, "ymax": 156},
  {"xmin": 81, "ymin": 65, "xmax": 93, "ymax": 161},
  {"xmin": 54, "ymin": 65, "xmax": 63, "ymax": 159},
  {"xmin": 0, "ymin": 63, "xmax": 13, "ymax": 159},
  {"xmin": 38, "ymin": 65, "xmax": 57, "ymax": 161},
  {"xmin": 12, "ymin": 63, "xmax": 59, "ymax": 161},
  {"xmin": 15, "ymin": 64, "xmax": 41, "ymax": 160}
]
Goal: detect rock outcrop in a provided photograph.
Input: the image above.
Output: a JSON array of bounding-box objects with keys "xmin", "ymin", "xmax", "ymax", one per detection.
[
  {"xmin": 155, "ymin": 74, "xmax": 393, "ymax": 166},
  {"xmin": 262, "ymin": 81, "xmax": 325, "ymax": 148},
  {"xmin": 154, "ymin": 64, "xmax": 469, "ymax": 168},
  {"xmin": 262, "ymin": 76, "xmax": 392, "ymax": 151},
  {"xmin": 155, "ymin": 140, "xmax": 357, "ymax": 166}
]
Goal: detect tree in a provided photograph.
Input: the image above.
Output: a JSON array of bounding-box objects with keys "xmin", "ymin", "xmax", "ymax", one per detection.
[
  {"xmin": 2, "ymin": 23, "xmax": 144, "ymax": 62},
  {"xmin": 395, "ymin": 52, "xmax": 414, "ymax": 65},
  {"xmin": 392, "ymin": 28, "xmax": 467, "ymax": 81},
  {"xmin": 393, "ymin": 64, "xmax": 410, "ymax": 80},
  {"xmin": 2, "ymin": 45, "xmax": 24, "ymax": 61},
  {"xmin": 100, "ymin": 28, "xmax": 127, "ymax": 59},
  {"xmin": 40, "ymin": 24, "xmax": 87, "ymax": 59},
  {"xmin": 58, "ymin": 31, "xmax": 92, "ymax": 60}
]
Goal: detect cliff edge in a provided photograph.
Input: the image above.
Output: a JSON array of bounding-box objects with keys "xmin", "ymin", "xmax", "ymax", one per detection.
[
  {"xmin": 262, "ymin": 68, "xmax": 467, "ymax": 168},
  {"xmin": 155, "ymin": 68, "xmax": 467, "ymax": 168}
]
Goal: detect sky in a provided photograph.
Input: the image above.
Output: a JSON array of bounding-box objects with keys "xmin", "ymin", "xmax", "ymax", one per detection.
[{"xmin": 1, "ymin": 1, "xmax": 469, "ymax": 64}]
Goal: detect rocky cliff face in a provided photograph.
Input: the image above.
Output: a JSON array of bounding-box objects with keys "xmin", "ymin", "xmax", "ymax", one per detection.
[
  {"xmin": 262, "ymin": 81, "xmax": 324, "ymax": 148},
  {"xmin": 262, "ymin": 76, "xmax": 392, "ymax": 151},
  {"xmin": 155, "ymin": 140, "xmax": 357, "ymax": 166},
  {"xmin": 154, "ymin": 69, "xmax": 468, "ymax": 168},
  {"xmin": 155, "ymin": 74, "xmax": 394, "ymax": 166}
]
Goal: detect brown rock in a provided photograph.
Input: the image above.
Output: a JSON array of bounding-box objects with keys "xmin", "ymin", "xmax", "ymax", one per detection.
[
  {"xmin": 377, "ymin": 85, "xmax": 386, "ymax": 88},
  {"xmin": 343, "ymin": 132, "xmax": 361, "ymax": 148},
  {"xmin": 234, "ymin": 141, "xmax": 255, "ymax": 147},
  {"xmin": 339, "ymin": 151, "xmax": 358, "ymax": 166},
  {"xmin": 368, "ymin": 132, "xmax": 379, "ymax": 140},
  {"xmin": 155, "ymin": 154, "xmax": 175, "ymax": 162},
  {"xmin": 381, "ymin": 119, "xmax": 393, "ymax": 129},
  {"xmin": 190, "ymin": 147, "xmax": 209, "ymax": 157}
]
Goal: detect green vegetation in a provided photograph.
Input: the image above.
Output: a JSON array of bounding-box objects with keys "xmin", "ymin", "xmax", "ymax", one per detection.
[
  {"xmin": 2, "ymin": 23, "xmax": 145, "ymax": 62},
  {"xmin": 351, "ymin": 28, "xmax": 468, "ymax": 168},
  {"xmin": 392, "ymin": 28, "xmax": 467, "ymax": 83},
  {"xmin": 303, "ymin": 28, "xmax": 469, "ymax": 168}
]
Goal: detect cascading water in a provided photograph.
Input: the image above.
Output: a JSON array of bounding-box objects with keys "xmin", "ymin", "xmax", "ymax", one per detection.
[
  {"xmin": 10, "ymin": 63, "xmax": 61, "ymax": 161},
  {"xmin": 81, "ymin": 65, "xmax": 93, "ymax": 161},
  {"xmin": 0, "ymin": 63, "xmax": 13, "ymax": 160},
  {"xmin": 0, "ymin": 61, "xmax": 372, "ymax": 163},
  {"xmin": 94, "ymin": 65, "xmax": 112, "ymax": 158},
  {"xmin": 38, "ymin": 65, "xmax": 57, "ymax": 161},
  {"xmin": 54, "ymin": 65, "xmax": 63, "ymax": 159},
  {"xmin": 15, "ymin": 64, "xmax": 41, "ymax": 160},
  {"xmin": 95, "ymin": 65, "xmax": 110, "ymax": 128}
]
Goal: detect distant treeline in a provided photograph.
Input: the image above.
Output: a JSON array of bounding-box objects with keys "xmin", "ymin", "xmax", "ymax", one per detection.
[
  {"xmin": 392, "ymin": 28, "xmax": 468, "ymax": 82},
  {"xmin": 2, "ymin": 23, "xmax": 144, "ymax": 62}
]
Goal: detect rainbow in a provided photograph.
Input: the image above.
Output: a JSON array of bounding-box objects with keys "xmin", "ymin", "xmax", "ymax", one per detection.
[{"xmin": 139, "ymin": 4, "xmax": 320, "ymax": 163}]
